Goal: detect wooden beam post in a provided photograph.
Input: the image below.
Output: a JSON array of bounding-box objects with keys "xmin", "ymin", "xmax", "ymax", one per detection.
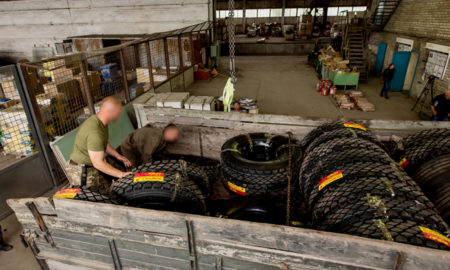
[
  {"xmin": 144, "ymin": 41, "xmax": 155, "ymax": 89},
  {"xmin": 119, "ymin": 49, "xmax": 131, "ymax": 102},
  {"xmin": 163, "ymin": 38, "xmax": 171, "ymax": 77}
]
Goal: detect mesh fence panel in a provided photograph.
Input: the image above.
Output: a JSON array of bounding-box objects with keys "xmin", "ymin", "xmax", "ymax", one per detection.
[
  {"xmin": 0, "ymin": 69, "xmax": 36, "ymax": 159},
  {"xmin": 181, "ymin": 35, "xmax": 193, "ymax": 67},
  {"xmin": 150, "ymin": 39, "xmax": 168, "ymax": 86},
  {"xmin": 167, "ymin": 37, "xmax": 181, "ymax": 75}
]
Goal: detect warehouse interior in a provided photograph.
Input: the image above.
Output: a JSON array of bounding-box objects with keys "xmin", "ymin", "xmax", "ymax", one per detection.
[{"xmin": 0, "ymin": 0, "xmax": 450, "ymax": 269}]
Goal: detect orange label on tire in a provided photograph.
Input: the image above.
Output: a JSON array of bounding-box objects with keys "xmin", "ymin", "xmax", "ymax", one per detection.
[
  {"xmin": 133, "ymin": 172, "xmax": 164, "ymax": 183},
  {"xmin": 419, "ymin": 226, "xmax": 450, "ymax": 247},
  {"xmin": 53, "ymin": 188, "xmax": 81, "ymax": 199},
  {"xmin": 399, "ymin": 158, "xmax": 409, "ymax": 168},
  {"xmin": 318, "ymin": 170, "xmax": 343, "ymax": 191},
  {"xmin": 227, "ymin": 181, "xmax": 246, "ymax": 196},
  {"xmin": 343, "ymin": 122, "xmax": 367, "ymax": 131}
]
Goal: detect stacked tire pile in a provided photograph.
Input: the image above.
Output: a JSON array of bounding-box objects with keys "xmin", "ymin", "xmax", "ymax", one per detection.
[
  {"xmin": 221, "ymin": 133, "xmax": 302, "ymax": 199},
  {"xmin": 112, "ymin": 160, "xmax": 209, "ymax": 215},
  {"xmin": 397, "ymin": 128, "xmax": 450, "ymax": 225},
  {"xmin": 220, "ymin": 133, "xmax": 302, "ymax": 223},
  {"xmin": 300, "ymin": 121, "xmax": 450, "ymax": 250}
]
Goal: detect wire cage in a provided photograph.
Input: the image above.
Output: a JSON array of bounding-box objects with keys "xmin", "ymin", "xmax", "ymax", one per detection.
[
  {"xmin": 0, "ymin": 69, "xmax": 36, "ymax": 159},
  {"xmin": 16, "ymin": 22, "xmax": 212, "ymax": 143},
  {"xmin": 167, "ymin": 37, "xmax": 181, "ymax": 76}
]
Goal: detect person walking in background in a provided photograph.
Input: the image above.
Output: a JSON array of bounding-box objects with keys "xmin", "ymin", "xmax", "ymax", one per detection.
[{"xmin": 380, "ymin": 63, "xmax": 395, "ymax": 99}]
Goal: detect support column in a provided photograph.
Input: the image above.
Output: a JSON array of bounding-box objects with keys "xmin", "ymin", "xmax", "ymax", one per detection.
[
  {"xmin": 163, "ymin": 38, "xmax": 171, "ymax": 77},
  {"xmin": 119, "ymin": 49, "xmax": 130, "ymax": 102},
  {"xmin": 242, "ymin": 0, "xmax": 247, "ymax": 34},
  {"xmin": 281, "ymin": 0, "xmax": 286, "ymax": 28}
]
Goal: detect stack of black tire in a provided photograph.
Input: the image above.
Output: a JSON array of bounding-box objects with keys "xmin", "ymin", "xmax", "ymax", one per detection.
[
  {"xmin": 300, "ymin": 121, "xmax": 450, "ymax": 250},
  {"xmin": 112, "ymin": 160, "xmax": 209, "ymax": 215},
  {"xmin": 221, "ymin": 133, "xmax": 302, "ymax": 198},
  {"xmin": 220, "ymin": 133, "xmax": 302, "ymax": 224},
  {"xmin": 397, "ymin": 128, "xmax": 450, "ymax": 225}
]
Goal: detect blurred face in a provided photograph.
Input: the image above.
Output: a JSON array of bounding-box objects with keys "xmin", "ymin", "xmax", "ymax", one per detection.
[
  {"xmin": 108, "ymin": 105, "xmax": 122, "ymax": 122},
  {"xmin": 164, "ymin": 127, "xmax": 179, "ymax": 143},
  {"xmin": 389, "ymin": 64, "xmax": 395, "ymax": 69},
  {"xmin": 445, "ymin": 91, "xmax": 450, "ymax": 99}
]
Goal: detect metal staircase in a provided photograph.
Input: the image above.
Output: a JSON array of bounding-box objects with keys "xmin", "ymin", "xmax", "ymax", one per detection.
[
  {"xmin": 344, "ymin": 25, "xmax": 369, "ymax": 82},
  {"xmin": 369, "ymin": 0, "xmax": 402, "ymax": 29},
  {"xmin": 339, "ymin": 0, "xmax": 401, "ymax": 82}
]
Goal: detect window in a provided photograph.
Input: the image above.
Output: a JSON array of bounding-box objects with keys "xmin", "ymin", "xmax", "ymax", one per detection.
[
  {"xmin": 327, "ymin": 7, "xmax": 339, "ymax": 16},
  {"xmin": 313, "ymin": 8, "xmax": 323, "ymax": 16},
  {"xmin": 297, "ymin": 8, "xmax": 307, "ymax": 16},
  {"xmin": 219, "ymin": 10, "xmax": 228, "ymax": 18},
  {"xmin": 234, "ymin": 9, "xmax": 243, "ymax": 18},
  {"xmin": 338, "ymin": 6, "xmax": 353, "ymax": 14},
  {"xmin": 270, "ymin": 8, "xmax": 283, "ymax": 17},
  {"xmin": 257, "ymin": 9, "xmax": 270, "ymax": 18},
  {"xmin": 246, "ymin": 9, "xmax": 257, "ymax": 18},
  {"xmin": 284, "ymin": 8, "xmax": 297, "ymax": 17},
  {"xmin": 353, "ymin": 6, "xmax": 367, "ymax": 12}
]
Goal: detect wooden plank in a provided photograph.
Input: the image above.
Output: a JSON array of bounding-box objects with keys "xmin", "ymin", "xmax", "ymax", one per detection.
[
  {"xmin": 51, "ymin": 198, "xmax": 450, "ymax": 270},
  {"xmin": 54, "ymin": 198, "xmax": 187, "ymax": 236},
  {"xmin": 7, "ymin": 197, "xmax": 56, "ymax": 215},
  {"xmin": 138, "ymin": 107, "xmax": 450, "ymax": 133}
]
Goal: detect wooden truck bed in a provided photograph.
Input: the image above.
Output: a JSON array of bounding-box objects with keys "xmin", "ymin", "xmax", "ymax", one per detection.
[
  {"xmin": 8, "ymin": 94, "xmax": 450, "ymax": 269},
  {"xmin": 8, "ymin": 197, "xmax": 450, "ymax": 270}
]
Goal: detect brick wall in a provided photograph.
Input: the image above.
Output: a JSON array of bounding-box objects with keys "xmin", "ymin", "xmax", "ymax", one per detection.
[
  {"xmin": 384, "ymin": 0, "xmax": 450, "ymax": 40},
  {"xmin": 369, "ymin": 0, "xmax": 450, "ymax": 105}
]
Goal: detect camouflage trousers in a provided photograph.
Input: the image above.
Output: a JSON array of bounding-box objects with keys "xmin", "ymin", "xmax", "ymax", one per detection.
[{"xmin": 65, "ymin": 162, "xmax": 111, "ymax": 192}]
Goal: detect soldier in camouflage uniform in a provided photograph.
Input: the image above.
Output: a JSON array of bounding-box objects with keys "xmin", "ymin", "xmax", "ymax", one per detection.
[{"xmin": 66, "ymin": 97, "xmax": 132, "ymax": 192}]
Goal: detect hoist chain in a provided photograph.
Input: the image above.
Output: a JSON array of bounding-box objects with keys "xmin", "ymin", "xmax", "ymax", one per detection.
[{"xmin": 227, "ymin": 0, "xmax": 237, "ymax": 83}]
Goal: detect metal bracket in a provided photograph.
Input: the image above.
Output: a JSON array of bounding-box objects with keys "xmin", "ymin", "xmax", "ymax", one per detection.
[
  {"xmin": 26, "ymin": 202, "xmax": 55, "ymax": 247},
  {"xmin": 108, "ymin": 239, "xmax": 122, "ymax": 270},
  {"xmin": 186, "ymin": 220, "xmax": 198, "ymax": 270}
]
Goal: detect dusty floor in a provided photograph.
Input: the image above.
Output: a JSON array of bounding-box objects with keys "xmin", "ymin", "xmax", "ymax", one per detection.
[
  {"xmin": 0, "ymin": 214, "xmax": 40, "ymax": 270},
  {"xmin": 188, "ymin": 55, "xmax": 422, "ymax": 121}
]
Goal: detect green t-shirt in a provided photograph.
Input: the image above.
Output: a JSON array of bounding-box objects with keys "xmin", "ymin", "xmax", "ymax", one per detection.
[{"xmin": 70, "ymin": 115, "xmax": 109, "ymax": 166}]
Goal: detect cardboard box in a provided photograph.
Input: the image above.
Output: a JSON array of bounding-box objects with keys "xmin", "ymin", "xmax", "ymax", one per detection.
[
  {"xmin": 42, "ymin": 54, "xmax": 82, "ymax": 70},
  {"xmin": 130, "ymin": 83, "xmax": 145, "ymax": 100},
  {"xmin": 43, "ymin": 79, "xmax": 83, "ymax": 102},
  {"xmin": 0, "ymin": 79, "xmax": 20, "ymax": 100},
  {"xmin": 44, "ymin": 66, "xmax": 78, "ymax": 83},
  {"xmin": 136, "ymin": 67, "xmax": 152, "ymax": 83},
  {"xmin": 101, "ymin": 63, "xmax": 120, "ymax": 80},
  {"xmin": 74, "ymin": 71, "xmax": 102, "ymax": 103}
]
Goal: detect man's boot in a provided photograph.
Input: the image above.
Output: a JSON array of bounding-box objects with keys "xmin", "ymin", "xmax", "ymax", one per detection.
[{"xmin": 0, "ymin": 225, "xmax": 13, "ymax": 251}]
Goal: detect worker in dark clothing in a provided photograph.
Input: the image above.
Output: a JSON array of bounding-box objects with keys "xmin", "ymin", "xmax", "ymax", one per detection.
[
  {"xmin": 117, "ymin": 124, "xmax": 180, "ymax": 168},
  {"xmin": 431, "ymin": 90, "xmax": 450, "ymax": 121},
  {"xmin": 380, "ymin": 63, "xmax": 395, "ymax": 99}
]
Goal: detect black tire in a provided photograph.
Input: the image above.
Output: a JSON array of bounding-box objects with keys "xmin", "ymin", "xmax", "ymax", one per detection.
[
  {"xmin": 53, "ymin": 187, "xmax": 118, "ymax": 204},
  {"xmin": 221, "ymin": 133, "xmax": 302, "ymax": 197},
  {"xmin": 304, "ymin": 127, "xmax": 385, "ymax": 154},
  {"xmin": 299, "ymin": 126, "xmax": 450, "ymax": 250},
  {"xmin": 301, "ymin": 121, "xmax": 357, "ymax": 148},
  {"xmin": 410, "ymin": 154, "xmax": 450, "ymax": 225},
  {"xmin": 154, "ymin": 154, "xmax": 221, "ymax": 184},
  {"xmin": 112, "ymin": 160, "xmax": 206, "ymax": 215},
  {"xmin": 401, "ymin": 129, "xmax": 450, "ymax": 149}
]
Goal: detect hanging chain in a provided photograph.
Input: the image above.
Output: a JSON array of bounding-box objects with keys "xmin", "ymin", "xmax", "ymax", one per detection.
[
  {"xmin": 285, "ymin": 132, "xmax": 293, "ymax": 226},
  {"xmin": 227, "ymin": 0, "xmax": 237, "ymax": 83}
]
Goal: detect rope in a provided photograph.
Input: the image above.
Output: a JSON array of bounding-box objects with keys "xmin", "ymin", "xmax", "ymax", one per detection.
[
  {"xmin": 171, "ymin": 160, "xmax": 189, "ymax": 202},
  {"xmin": 285, "ymin": 132, "xmax": 293, "ymax": 226}
]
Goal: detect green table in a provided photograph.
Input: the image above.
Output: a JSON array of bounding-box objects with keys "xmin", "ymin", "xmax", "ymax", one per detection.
[{"xmin": 328, "ymin": 70, "xmax": 359, "ymax": 90}]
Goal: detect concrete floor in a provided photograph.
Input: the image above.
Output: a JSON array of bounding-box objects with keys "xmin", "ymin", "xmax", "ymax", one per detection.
[
  {"xmin": 0, "ymin": 214, "xmax": 40, "ymax": 270},
  {"xmin": 189, "ymin": 55, "xmax": 422, "ymax": 121}
]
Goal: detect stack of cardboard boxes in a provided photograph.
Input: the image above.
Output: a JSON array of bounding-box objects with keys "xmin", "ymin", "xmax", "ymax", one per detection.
[
  {"xmin": 298, "ymin": 14, "xmax": 313, "ymax": 40},
  {"xmin": 42, "ymin": 55, "xmax": 85, "ymax": 111}
]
